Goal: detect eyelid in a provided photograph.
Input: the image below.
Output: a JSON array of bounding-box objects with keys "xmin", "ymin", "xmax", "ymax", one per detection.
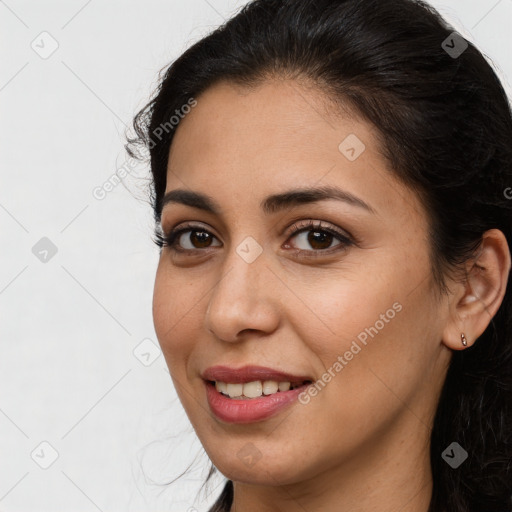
[{"xmin": 282, "ymin": 218, "xmax": 352, "ymax": 242}]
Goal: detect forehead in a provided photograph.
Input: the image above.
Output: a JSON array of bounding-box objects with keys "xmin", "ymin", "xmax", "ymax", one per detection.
[
  {"xmin": 164, "ymin": 79, "xmax": 424, "ymax": 225},
  {"xmin": 168, "ymin": 78, "xmax": 366, "ymax": 168}
]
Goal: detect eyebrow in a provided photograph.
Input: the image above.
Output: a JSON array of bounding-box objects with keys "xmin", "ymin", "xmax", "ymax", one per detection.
[{"xmin": 160, "ymin": 185, "xmax": 376, "ymax": 216}]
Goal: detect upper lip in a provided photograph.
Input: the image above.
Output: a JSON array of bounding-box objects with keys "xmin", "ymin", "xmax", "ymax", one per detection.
[{"xmin": 202, "ymin": 365, "xmax": 313, "ymax": 384}]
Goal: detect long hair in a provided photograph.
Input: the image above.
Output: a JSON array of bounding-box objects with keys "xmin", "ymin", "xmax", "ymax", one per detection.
[{"xmin": 127, "ymin": 1, "xmax": 512, "ymax": 510}]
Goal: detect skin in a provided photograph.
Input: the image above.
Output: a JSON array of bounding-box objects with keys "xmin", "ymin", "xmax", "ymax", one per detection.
[{"xmin": 152, "ymin": 78, "xmax": 511, "ymax": 512}]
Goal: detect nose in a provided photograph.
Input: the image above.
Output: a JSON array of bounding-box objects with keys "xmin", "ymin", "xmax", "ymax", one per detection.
[{"xmin": 204, "ymin": 241, "xmax": 281, "ymax": 343}]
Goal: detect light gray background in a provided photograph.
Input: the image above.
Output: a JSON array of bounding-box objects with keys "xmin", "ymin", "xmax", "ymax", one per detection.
[{"xmin": 1, "ymin": 1, "xmax": 511, "ymax": 511}]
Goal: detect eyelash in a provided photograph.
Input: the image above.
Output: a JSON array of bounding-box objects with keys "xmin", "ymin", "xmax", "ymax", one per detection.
[{"xmin": 154, "ymin": 219, "xmax": 354, "ymax": 258}]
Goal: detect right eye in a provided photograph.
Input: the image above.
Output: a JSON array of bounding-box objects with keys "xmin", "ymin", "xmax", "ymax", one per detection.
[{"xmin": 156, "ymin": 224, "xmax": 222, "ymax": 252}]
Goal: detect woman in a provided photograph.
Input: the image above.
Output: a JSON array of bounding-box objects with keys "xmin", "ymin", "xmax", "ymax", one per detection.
[{"xmin": 127, "ymin": 0, "xmax": 512, "ymax": 510}]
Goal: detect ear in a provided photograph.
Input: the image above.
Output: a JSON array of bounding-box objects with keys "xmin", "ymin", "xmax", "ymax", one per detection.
[{"xmin": 442, "ymin": 229, "xmax": 511, "ymax": 351}]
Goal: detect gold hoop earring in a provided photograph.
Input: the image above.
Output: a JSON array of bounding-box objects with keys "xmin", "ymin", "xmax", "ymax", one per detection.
[{"xmin": 461, "ymin": 333, "xmax": 468, "ymax": 347}]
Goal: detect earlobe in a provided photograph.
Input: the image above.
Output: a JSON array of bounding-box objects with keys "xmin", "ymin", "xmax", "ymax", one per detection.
[{"xmin": 442, "ymin": 229, "xmax": 511, "ymax": 351}]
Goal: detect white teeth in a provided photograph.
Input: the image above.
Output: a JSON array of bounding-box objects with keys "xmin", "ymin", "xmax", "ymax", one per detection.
[
  {"xmin": 243, "ymin": 381, "xmax": 263, "ymax": 398},
  {"xmin": 278, "ymin": 382, "xmax": 291, "ymax": 392},
  {"xmin": 215, "ymin": 381, "xmax": 227, "ymax": 394},
  {"xmin": 262, "ymin": 380, "xmax": 278, "ymax": 395},
  {"xmin": 214, "ymin": 379, "xmax": 305, "ymax": 398},
  {"xmin": 226, "ymin": 383, "xmax": 243, "ymax": 398}
]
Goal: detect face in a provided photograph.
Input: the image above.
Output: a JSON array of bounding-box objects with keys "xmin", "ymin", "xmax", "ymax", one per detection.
[{"xmin": 152, "ymin": 78, "xmax": 452, "ymax": 487}]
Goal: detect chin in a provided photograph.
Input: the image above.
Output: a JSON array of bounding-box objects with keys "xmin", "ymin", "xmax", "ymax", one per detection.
[{"xmin": 206, "ymin": 441, "xmax": 312, "ymax": 486}]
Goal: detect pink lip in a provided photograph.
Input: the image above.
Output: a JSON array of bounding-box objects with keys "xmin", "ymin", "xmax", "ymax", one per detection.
[
  {"xmin": 202, "ymin": 365, "xmax": 313, "ymax": 424},
  {"xmin": 201, "ymin": 365, "xmax": 312, "ymax": 384},
  {"xmin": 204, "ymin": 381, "xmax": 311, "ymax": 424}
]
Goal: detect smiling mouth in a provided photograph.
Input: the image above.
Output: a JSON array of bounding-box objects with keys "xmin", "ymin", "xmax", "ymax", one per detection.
[{"xmin": 207, "ymin": 379, "xmax": 313, "ymax": 399}]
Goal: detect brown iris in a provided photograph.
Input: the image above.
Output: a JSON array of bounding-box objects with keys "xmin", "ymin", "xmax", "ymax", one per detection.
[
  {"xmin": 306, "ymin": 230, "xmax": 333, "ymax": 250},
  {"xmin": 190, "ymin": 230, "xmax": 213, "ymax": 248}
]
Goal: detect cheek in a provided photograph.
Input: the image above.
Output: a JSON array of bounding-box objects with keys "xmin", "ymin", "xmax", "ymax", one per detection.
[
  {"xmin": 283, "ymin": 264, "xmax": 401, "ymax": 361},
  {"xmin": 152, "ymin": 263, "xmax": 205, "ymax": 368},
  {"xmin": 286, "ymin": 261, "xmax": 432, "ymax": 415}
]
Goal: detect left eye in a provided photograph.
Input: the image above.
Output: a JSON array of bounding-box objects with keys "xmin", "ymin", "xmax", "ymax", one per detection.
[
  {"xmin": 287, "ymin": 228, "xmax": 342, "ymax": 251},
  {"xmin": 283, "ymin": 221, "xmax": 352, "ymax": 254}
]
